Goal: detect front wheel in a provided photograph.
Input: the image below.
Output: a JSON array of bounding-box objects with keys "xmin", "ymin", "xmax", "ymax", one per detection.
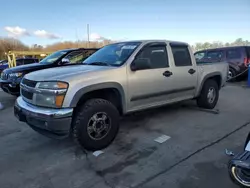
[
  {"xmin": 197, "ymin": 79, "xmax": 219, "ymax": 109},
  {"xmin": 72, "ymin": 99, "xmax": 120, "ymax": 151}
]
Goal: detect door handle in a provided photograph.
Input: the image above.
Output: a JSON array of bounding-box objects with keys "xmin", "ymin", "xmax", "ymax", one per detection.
[
  {"xmin": 188, "ymin": 69, "xmax": 196, "ymax": 74},
  {"xmin": 163, "ymin": 71, "xmax": 173, "ymax": 77}
]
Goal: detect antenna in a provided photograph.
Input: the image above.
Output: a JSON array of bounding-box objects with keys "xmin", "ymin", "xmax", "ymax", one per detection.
[
  {"xmin": 87, "ymin": 24, "xmax": 90, "ymax": 48},
  {"xmin": 75, "ymin": 28, "xmax": 79, "ymax": 47}
]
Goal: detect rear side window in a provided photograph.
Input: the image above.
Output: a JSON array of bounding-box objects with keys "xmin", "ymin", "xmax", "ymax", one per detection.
[
  {"xmin": 194, "ymin": 51, "xmax": 206, "ymax": 60},
  {"xmin": 171, "ymin": 45, "xmax": 192, "ymax": 66},
  {"xmin": 226, "ymin": 49, "xmax": 241, "ymax": 59},
  {"xmin": 207, "ymin": 51, "xmax": 223, "ymax": 60},
  {"xmin": 23, "ymin": 59, "xmax": 36, "ymax": 64},
  {"xmin": 136, "ymin": 45, "xmax": 169, "ymax": 69},
  {"xmin": 64, "ymin": 51, "xmax": 87, "ymax": 64},
  {"xmin": 16, "ymin": 59, "xmax": 24, "ymax": 66}
]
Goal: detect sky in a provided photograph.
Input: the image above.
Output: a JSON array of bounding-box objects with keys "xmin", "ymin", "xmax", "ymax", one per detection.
[{"xmin": 0, "ymin": 0, "xmax": 249, "ymax": 46}]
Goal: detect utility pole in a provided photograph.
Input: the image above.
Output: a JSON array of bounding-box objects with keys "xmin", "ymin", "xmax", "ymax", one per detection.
[{"xmin": 87, "ymin": 24, "xmax": 90, "ymax": 48}]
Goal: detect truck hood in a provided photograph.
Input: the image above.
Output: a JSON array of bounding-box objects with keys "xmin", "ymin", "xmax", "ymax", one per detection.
[
  {"xmin": 24, "ymin": 65, "xmax": 115, "ymax": 81},
  {"xmin": 0, "ymin": 63, "xmax": 8, "ymax": 71},
  {"xmin": 3, "ymin": 63, "xmax": 47, "ymax": 74}
]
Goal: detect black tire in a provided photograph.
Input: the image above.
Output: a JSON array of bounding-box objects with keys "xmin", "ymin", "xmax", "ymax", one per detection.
[
  {"xmin": 197, "ymin": 79, "xmax": 219, "ymax": 109},
  {"xmin": 228, "ymin": 67, "xmax": 236, "ymax": 82},
  {"xmin": 72, "ymin": 98, "xmax": 120, "ymax": 151},
  {"xmin": 229, "ymin": 165, "xmax": 250, "ymax": 188}
]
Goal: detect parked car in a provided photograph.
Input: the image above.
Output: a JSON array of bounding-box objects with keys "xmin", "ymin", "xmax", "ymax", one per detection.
[
  {"xmin": 228, "ymin": 132, "xmax": 250, "ymax": 187},
  {"xmin": 194, "ymin": 46, "xmax": 250, "ymax": 81},
  {"xmin": 0, "ymin": 60, "xmax": 8, "ymax": 73},
  {"xmin": 0, "ymin": 48, "xmax": 99, "ymax": 96},
  {"xmin": 14, "ymin": 40, "xmax": 228, "ymax": 150},
  {"xmin": 0, "ymin": 58, "xmax": 38, "ymax": 73}
]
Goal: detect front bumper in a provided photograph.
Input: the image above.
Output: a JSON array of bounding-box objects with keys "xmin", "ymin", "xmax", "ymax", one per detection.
[
  {"xmin": 14, "ymin": 97, "xmax": 73, "ymax": 139},
  {"xmin": 0, "ymin": 79, "xmax": 20, "ymax": 95}
]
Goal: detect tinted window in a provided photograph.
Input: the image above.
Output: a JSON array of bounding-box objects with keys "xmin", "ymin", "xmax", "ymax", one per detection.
[
  {"xmin": 171, "ymin": 45, "xmax": 192, "ymax": 66},
  {"xmin": 64, "ymin": 51, "xmax": 87, "ymax": 64},
  {"xmin": 207, "ymin": 51, "xmax": 223, "ymax": 60},
  {"xmin": 16, "ymin": 59, "xmax": 23, "ymax": 66},
  {"xmin": 226, "ymin": 49, "xmax": 241, "ymax": 59},
  {"xmin": 136, "ymin": 45, "xmax": 169, "ymax": 69},
  {"xmin": 23, "ymin": 59, "xmax": 35, "ymax": 64},
  {"xmin": 194, "ymin": 51, "xmax": 206, "ymax": 60},
  {"xmin": 40, "ymin": 50, "xmax": 68, "ymax": 65}
]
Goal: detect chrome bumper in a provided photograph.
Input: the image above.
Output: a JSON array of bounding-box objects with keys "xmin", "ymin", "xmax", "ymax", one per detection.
[
  {"xmin": 14, "ymin": 97, "xmax": 73, "ymax": 139},
  {"xmin": 15, "ymin": 97, "xmax": 73, "ymax": 119}
]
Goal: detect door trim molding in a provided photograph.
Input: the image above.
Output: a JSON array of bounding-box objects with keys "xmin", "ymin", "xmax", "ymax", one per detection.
[{"xmin": 130, "ymin": 86, "xmax": 195, "ymax": 102}]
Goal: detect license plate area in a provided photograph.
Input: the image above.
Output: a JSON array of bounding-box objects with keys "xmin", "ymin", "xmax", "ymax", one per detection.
[{"xmin": 14, "ymin": 106, "xmax": 27, "ymax": 122}]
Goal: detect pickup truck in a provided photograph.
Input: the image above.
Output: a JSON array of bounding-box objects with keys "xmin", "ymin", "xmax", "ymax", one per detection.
[
  {"xmin": 14, "ymin": 40, "xmax": 228, "ymax": 151},
  {"xmin": 0, "ymin": 48, "xmax": 99, "ymax": 96}
]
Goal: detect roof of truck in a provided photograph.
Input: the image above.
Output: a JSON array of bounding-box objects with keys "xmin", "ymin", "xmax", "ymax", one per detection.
[
  {"xmin": 195, "ymin": 46, "xmax": 250, "ymax": 53},
  {"xmin": 113, "ymin": 40, "xmax": 189, "ymax": 45},
  {"xmin": 57, "ymin": 48, "xmax": 100, "ymax": 52}
]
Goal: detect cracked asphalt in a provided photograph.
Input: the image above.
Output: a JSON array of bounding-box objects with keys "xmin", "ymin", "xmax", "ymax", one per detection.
[{"xmin": 0, "ymin": 82, "xmax": 250, "ymax": 188}]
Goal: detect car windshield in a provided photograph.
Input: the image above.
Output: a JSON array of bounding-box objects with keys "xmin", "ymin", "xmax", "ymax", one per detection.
[
  {"xmin": 40, "ymin": 51, "xmax": 68, "ymax": 64},
  {"xmin": 83, "ymin": 42, "xmax": 141, "ymax": 66}
]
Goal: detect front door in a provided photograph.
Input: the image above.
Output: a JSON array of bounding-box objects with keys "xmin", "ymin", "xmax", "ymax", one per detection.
[{"xmin": 127, "ymin": 43, "xmax": 175, "ymax": 112}]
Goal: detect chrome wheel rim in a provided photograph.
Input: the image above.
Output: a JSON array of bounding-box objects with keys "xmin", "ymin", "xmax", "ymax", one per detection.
[
  {"xmin": 207, "ymin": 87, "xmax": 216, "ymax": 104},
  {"xmin": 231, "ymin": 166, "xmax": 250, "ymax": 187},
  {"xmin": 87, "ymin": 112, "xmax": 111, "ymax": 140},
  {"xmin": 228, "ymin": 70, "xmax": 233, "ymax": 80}
]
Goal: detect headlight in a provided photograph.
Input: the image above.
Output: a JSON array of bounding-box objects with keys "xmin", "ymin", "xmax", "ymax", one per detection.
[
  {"xmin": 9, "ymin": 72, "xmax": 23, "ymax": 78},
  {"xmin": 34, "ymin": 81, "xmax": 68, "ymax": 108}
]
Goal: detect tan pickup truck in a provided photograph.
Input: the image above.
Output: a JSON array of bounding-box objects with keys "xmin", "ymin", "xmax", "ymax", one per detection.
[{"xmin": 14, "ymin": 40, "xmax": 228, "ymax": 150}]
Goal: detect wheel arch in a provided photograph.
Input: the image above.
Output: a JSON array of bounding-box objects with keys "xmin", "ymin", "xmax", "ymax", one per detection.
[
  {"xmin": 70, "ymin": 82, "xmax": 126, "ymax": 114},
  {"xmin": 198, "ymin": 72, "xmax": 222, "ymax": 96}
]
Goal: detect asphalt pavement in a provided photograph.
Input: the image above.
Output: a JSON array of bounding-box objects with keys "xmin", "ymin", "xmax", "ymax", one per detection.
[{"xmin": 0, "ymin": 83, "xmax": 249, "ymax": 188}]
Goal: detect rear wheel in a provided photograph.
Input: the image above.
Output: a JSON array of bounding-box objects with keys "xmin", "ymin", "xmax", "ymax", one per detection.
[
  {"xmin": 197, "ymin": 79, "xmax": 219, "ymax": 109},
  {"xmin": 72, "ymin": 98, "xmax": 120, "ymax": 151},
  {"xmin": 228, "ymin": 68, "xmax": 236, "ymax": 82}
]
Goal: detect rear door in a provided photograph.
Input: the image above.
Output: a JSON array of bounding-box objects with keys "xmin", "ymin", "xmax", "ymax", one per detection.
[{"xmin": 168, "ymin": 43, "xmax": 197, "ymax": 100}]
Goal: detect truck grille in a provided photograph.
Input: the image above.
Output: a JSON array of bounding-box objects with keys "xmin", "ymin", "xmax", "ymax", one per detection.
[
  {"xmin": 21, "ymin": 78, "xmax": 37, "ymax": 102},
  {"xmin": 22, "ymin": 78, "xmax": 37, "ymax": 88},
  {"xmin": 21, "ymin": 89, "xmax": 33, "ymax": 100}
]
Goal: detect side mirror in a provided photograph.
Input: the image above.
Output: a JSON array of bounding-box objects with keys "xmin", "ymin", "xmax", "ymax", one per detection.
[
  {"xmin": 61, "ymin": 58, "xmax": 70, "ymax": 65},
  {"xmin": 130, "ymin": 58, "xmax": 151, "ymax": 71}
]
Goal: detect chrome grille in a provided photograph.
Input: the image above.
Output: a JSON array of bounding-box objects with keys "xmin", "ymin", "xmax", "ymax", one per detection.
[
  {"xmin": 20, "ymin": 78, "xmax": 37, "ymax": 102},
  {"xmin": 21, "ymin": 89, "xmax": 33, "ymax": 100},
  {"xmin": 22, "ymin": 78, "xmax": 37, "ymax": 88}
]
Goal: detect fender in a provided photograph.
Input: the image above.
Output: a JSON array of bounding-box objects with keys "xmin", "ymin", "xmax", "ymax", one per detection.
[
  {"xmin": 70, "ymin": 82, "xmax": 126, "ymax": 113},
  {"xmin": 197, "ymin": 72, "xmax": 222, "ymax": 95}
]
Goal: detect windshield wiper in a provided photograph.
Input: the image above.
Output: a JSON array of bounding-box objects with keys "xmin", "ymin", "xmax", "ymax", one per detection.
[{"xmin": 85, "ymin": 62, "xmax": 111, "ymax": 66}]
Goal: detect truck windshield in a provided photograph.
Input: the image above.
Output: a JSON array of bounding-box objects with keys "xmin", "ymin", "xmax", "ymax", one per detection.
[
  {"xmin": 40, "ymin": 51, "xmax": 68, "ymax": 64},
  {"xmin": 83, "ymin": 42, "xmax": 141, "ymax": 66}
]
